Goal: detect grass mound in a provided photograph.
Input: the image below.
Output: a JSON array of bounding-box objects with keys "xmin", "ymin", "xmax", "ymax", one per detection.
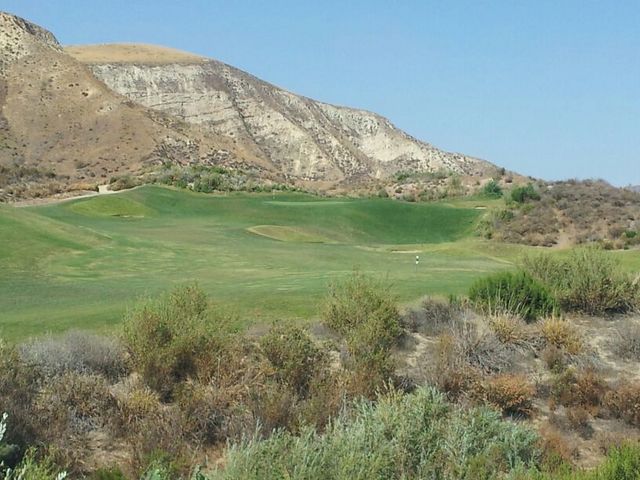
[
  {"xmin": 67, "ymin": 195, "xmax": 155, "ymax": 218},
  {"xmin": 246, "ymin": 225, "xmax": 333, "ymax": 243}
]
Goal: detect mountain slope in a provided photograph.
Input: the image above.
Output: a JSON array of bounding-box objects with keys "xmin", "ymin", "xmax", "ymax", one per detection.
[
  {"xmin": 1, "ymin": 12, "xmax": 498, "ymax": 200},
  {"xmin": 67, "ymin": 43, "xmax": 496, "ymax": 183},
  {"xmin": 0, "ymin": 13, "xmax": 270, "ymax": 200}
]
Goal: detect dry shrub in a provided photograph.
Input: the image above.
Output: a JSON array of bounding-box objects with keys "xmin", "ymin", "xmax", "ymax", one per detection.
[
  {"xmin": 542, "ymin": 344, "xmax": 567, "ymax": 372},
  {"xmin": 480, "ymin": 374, "xmax": 535, "ymax": 416},
  {"xmin": 0, "ymin": 341, "xmax": 41, "ymax": 448},
  {"xmin": 111, "ymin": 376, "xmax": 189, "ymax": 475},
  {"xmin": 488, "ymin": 314, "xmax": 533, "ymax": 347},
  {"xmin": 174, "ymin": 380, "xmax": 230, "ymax": 445},
  {"xmin": 538, "ymin": 424, "xmax": 577, "ymax": 471},
  {"xmin": 259, "ymin": 324, "xmax": 327, "ymax": 397},
  {"xmin": 428, "ymin": 334, "xmax": 482, "ymax": 401},
  {"xmin": 604, "ymin": 382, "xmax": 640, "ymax": 426},
  {"xmin": 247, "ymin": 381, "xmax": 300, "ymax": 436},
  {"xmin": 566, "ymin": 406, "xmax": 592, "ymax": 436},
  {"xmin": 297, "ymin": 370, "xmax": 345, "ymax": 432},
  {"xmin": 450, "ymin": 319, "xmax": 515, "ymax": 374},
  {"xmin": 400, "ymin": 297, "xmax": 463, "ymax": 336},
  {"xmin": 19, "ymin": 330, "xmax": 127, "ymax": 380},
  {"xmin": 539, "ymin": 317, "xmax": 584, "ymax": 355},
  {"xmin": 551, "ymin": 367, "xmax": 608, "ymax": 415},
  {"xmin": 34, "ymin": 372, "xmax": 117, "ymax": 473},
  {"xmin": 596, "ymin": 430, "xmax": 640, "ymax": 455},
  {"xmin": 613, "ymin": 322, "xmax": 640, "ymax": 361}
]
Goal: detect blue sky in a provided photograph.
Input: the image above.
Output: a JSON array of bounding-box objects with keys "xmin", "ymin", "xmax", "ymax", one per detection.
[{"xmin": 4, "ymin": 1, "xmax": 639, "ymax": 185}]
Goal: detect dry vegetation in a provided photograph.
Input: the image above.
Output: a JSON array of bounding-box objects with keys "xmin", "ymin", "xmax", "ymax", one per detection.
[
  {"xmin": 486, "ymin": 179, "xmax": 640, "ymax": 247},
  {"xmin": 1, "ymin": 249, "xmax": 640, "ymax": 479}
]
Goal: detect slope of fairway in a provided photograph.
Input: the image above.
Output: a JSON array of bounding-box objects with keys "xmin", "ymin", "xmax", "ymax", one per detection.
[
  {"xmin": 0, "ymin": 186, "xmax": 539, "ymax": 340},
  {"xmin": 0, "ymin": 205, "xmax": 107, "ymax": 269},
  {"xmin": 68, "ymin": 195, "xmax": 156, "ymax": 218}
]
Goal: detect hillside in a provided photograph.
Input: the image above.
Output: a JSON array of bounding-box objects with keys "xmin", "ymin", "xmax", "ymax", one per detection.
[
  {"xmin": 0, "ymin": 12, "xmax": 501, "ymax": 201},
  {"xmin": 66, "ymin": 43, "xmax": 496, "ymax": 185},
  {"xmin": 486, "ymin": 179, "xmax": 640, "ymax": 247},
  {"xmin": 0, "ymin": 13, "xmax": 275, "ymax": 202}
]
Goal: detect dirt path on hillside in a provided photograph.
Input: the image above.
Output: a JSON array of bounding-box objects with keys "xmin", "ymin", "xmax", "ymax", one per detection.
[{"xmin": 11, "ymin": 184, "xmax": 136, "ymax": 207}]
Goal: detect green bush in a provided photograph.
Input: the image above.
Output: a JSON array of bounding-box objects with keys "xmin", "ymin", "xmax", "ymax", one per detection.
[
  {"xmin": 323, "ymin": 272, "xmax": 400, "ymax": 341},
  {"xmin": 323, "ymin": 273, "xmax": 401, "ymax": 397},
  {"xmin": 469, "ymin": 270, "xmax": 558, "ymax": 322},
  {"xmin": 524, "ymin": 443, "xmax": 640, "ymax": 479},
  {"xmin": 259, "ymin": 324, "xmax": 327, "ymax": 397},
  {"xmin": 481, "ymin": 179, "xmax": 503, "ymax": 198},
  {"xmin": 523, "ymin": 247, "xmax": 639, "ymax": 314},
  {"xmin": 511, "ymin": 183, "xmax": 540, "ymax": 203},
  {"xmin": 122, "ymin": 284, "xmax": 231, "ymax": 399},
  {"xmin": 213, "ymin": 387, "xmax": 540, "ymax": 480}
]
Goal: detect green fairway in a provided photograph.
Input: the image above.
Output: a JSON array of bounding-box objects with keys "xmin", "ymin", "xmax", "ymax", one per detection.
[{"xmin": 2, "ymin": 185, "xmax": 633, "ymax": 341}]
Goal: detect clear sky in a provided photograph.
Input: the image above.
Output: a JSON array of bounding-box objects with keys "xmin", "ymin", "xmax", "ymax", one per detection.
[{"xmin": 4, "ymin": 1, "xmax": 639, "ymax": 185}]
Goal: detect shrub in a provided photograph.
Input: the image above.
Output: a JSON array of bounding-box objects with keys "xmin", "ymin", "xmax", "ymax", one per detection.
[
  {"xmin": 90, "ymin": 467, "xmax": 128, "ymax": 480},
  {"xmin": 1, "ymin": 414, "xmax": 67, "ymax": 479},
  {"xmin": 0, "ymin": 341, "xmax": 41, "ymax": 449},
  {"xmin": 480, "ymin": 374, "xmax": 535, "ymax": 416},
  {"xmin": 449, "ymin": 320, "xmax": 515, "ymax": 373},
  {"xmin": 550, "ymin": 367, "xmax": 608, "ymax": 414},
  {"xmin": 400, "ymin": 297, "xmax": 463, "ymax": 336},
  {"xmin": 33, "ymin": 372, "xmax": 117, "ymax": 472},
  {"xmin": 481, "ymin": 179, "xmax": 503, "ymax": 198},
  {"xmin": 213, "ymin": 387, "xmax": 540, "ymax": 480},
  {"xmin": 122, "ymin": 284, "xmax": 230, "ymax": 399},
  {"xmin": 19, "ymin": 330, "xmax": 127, "ymax": 380},
  {"xmin": 539, "ymin": 318, "xmax": 583, "ymax": 355},
  {"xmin": 523, "ymin": 247, "xmax": 639, "ymax": 315},
  {"xmin": 566, "ymin": 406, "xmax": 591, "ymax": 434},
  {"xmin": 487, "ymin": 314, "xmax": 531, "ymax": 346},
  {"xmin": 613, "ymin": 322, "xmax": 640, "ymax": 360},
  {"xmin": 259, "ymin": 324, "xmax": 327, "ymax": 397},
  {"xmin": 111, "ymin": 377, "xmax": 189, "ymax": 475},
  {"xmin": 323, "ymin": 273, "xmax": 401, "ymax": 398},
  {"xmin": 511, "ymin": 183, "xmax": 540, "ymax": 203},
  {"xmin": 605, "ymin": 382, "xmax": 640, "ymax": 426},
  {"xmin": 541, "ymin": 344, "xmax": 567, "ymax": 372},
  {"xmin": 429, "ymin": 334, "xmax": 482, "ymax": 400},
  {"xmin": 323, "ymin": 272, "xmax": 400, "ymax": 342},
  {"xmin": 469, "ymin": 270, "xmax": 558, "ymax": 322}
]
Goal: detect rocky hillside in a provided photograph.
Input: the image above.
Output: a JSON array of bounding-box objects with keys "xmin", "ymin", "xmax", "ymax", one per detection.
[
  {"xmin": 67, "ymin": 43, "xmax": 496, "ymax": 184},
  {"xmin": 1, "ymin": 12, "xmax": 496, "ymax": 200},
  {"xmin": 0, "ymin": 13, "xmax": 269, "ymax": 200}
]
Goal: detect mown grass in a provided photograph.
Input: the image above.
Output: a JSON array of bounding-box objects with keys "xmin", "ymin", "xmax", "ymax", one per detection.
[{"xmin": 1, "ymin": 185, "xmax": 638, "ymax": 340}]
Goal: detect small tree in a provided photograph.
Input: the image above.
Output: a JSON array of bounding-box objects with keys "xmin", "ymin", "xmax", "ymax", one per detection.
[{"xmin": 481, "ymin": 179, "xmax": 503, "ymax": 198}]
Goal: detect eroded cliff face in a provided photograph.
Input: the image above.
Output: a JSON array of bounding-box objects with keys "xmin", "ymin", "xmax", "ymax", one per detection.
[
  {"xmin": 71, "ymin": 45, "xmax": 494, "ymax": 183},
  {"xmin": 0, "ymin": 14, "xmax": 267, "ymax": 200}
]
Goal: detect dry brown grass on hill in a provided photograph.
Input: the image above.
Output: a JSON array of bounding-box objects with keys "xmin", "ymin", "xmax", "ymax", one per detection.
[
  {"xmin": 491, "ymin": 179, "xmax": 640, "ymax": 247},
  {"xmin": 65, "ymin": 44, "xmax": 207, "ymax": 65}
]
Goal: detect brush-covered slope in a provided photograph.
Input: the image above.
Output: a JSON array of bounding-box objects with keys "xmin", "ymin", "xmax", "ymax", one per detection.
[{"xmin": 67, "ymin": 43, "xmax": 496, "ymax": 183}]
